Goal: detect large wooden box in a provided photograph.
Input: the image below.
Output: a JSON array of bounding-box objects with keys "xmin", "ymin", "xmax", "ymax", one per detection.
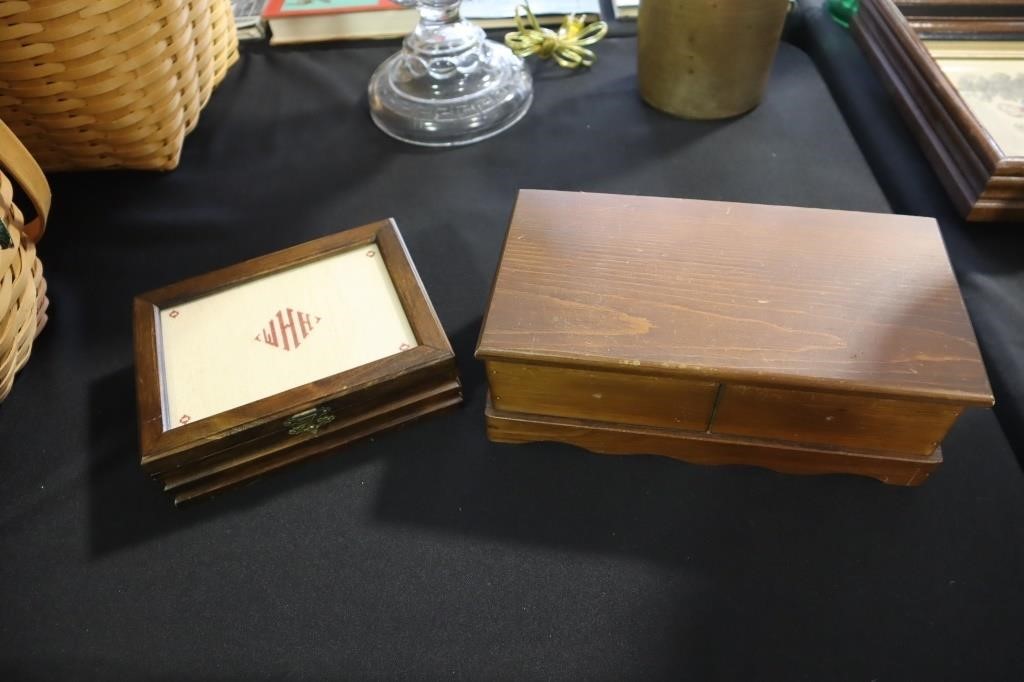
[
  {"xmin": 476, "ymin": 190, "xmax": 993, "ymax": 484},
  {"xmin": 134, "ymin": 220, "xmax": 460, "ymax": 504}
]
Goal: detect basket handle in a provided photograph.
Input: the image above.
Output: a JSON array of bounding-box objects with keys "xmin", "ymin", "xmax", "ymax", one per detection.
[{"xmin": 0, "ymin": 118, "xmax": 50, "ymax": 243}]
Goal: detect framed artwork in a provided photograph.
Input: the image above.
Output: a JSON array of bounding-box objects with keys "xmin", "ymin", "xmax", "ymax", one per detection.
[
  {"xmin": 856, "ymin": 0, "xmax": 1024, "ymax": 221},
  {"xmin": 927, "ymin": 40, "xmax": 1024, "ymax": 156}
]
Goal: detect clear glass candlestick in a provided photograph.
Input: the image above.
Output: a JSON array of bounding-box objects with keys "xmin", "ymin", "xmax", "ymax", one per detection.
[{"xmin": 368, "ymin": 0, "xmax": 534, "ymax": 147}]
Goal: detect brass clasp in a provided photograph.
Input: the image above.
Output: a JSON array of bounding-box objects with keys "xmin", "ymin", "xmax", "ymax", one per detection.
[{"xmin": 285, "ymin": 405, "xmax": 335, "ymax": 436}]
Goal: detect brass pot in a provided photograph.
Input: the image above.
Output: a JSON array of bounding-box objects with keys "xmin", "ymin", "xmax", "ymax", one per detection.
[{"xmin": 638, "ymin": 0, "xmax": 791, "ymax": 119}]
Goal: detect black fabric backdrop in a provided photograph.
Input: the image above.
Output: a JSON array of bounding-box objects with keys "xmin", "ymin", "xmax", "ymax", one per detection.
[{"xmin": 1, "ymin": 9, "xmax": 1022, "ymax": 681}]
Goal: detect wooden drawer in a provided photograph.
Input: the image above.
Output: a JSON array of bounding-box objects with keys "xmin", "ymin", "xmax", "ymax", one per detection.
[
  {"xmin": 475, "ymin": 190, "xmax": 994, "ymax": 483},
  {"xmin": 486, "ymin": 360, "xmax": 718, "ymax": 431},
  {"xmin": 486, "ymin": 397, "xmax": 943, "ymax": 486},
  {"xmin": 710, "ymin": 384, "xmax": 962, "ymax": 456}
]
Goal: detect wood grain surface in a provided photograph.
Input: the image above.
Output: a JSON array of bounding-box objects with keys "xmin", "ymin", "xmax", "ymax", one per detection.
[
  {"xmin": 486, "ymin": 359, "xmax": 718, "ymax": 430},
  {"xmin": 477, "ymin": 190, "xmax": 992, "ymax": 404},
  {"xmin": 174, "ymin": 388, "xmax": 463, "ymax": 505},
  {"xmin": 156, "ymin": 381, "xmax": 462, "ymax": 485},
  {"xmin": 485, "ymin": 398, "xmax": 942, "ymax": 486},
  {"xmin": 711, "ymin": 384, "xmax": 960, "ymax": 456},
  {"xmin": 911, "ymin": 18, "xmax": 1024, "ymax": 33},
  {"xmin": 165, "ymin": 382, "xmax": 463, "ymax": 495}
]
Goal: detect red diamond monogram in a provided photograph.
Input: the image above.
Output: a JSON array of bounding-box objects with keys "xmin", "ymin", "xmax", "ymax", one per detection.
[
  {"xmin": 168, "ymin": 310, "xmax": 180, "ymax": 319},
  {"xmin": 179, "ymin": 414, "xmax": 191, "ymax": 425},
  {"xmin": 254, "ymin": 308, "xmax": 321, "ymax": 352}
]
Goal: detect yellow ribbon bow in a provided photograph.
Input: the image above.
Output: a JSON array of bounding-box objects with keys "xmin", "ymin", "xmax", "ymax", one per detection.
[{"xmin": 504, "ymin": 4, "xmax": 609, "ymax": 69}]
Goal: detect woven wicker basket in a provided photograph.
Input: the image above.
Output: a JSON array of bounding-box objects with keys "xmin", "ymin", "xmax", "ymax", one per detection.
[
  {"xmin": 0, "ymin": 0, "xmax": 239, "ymax": 171},
  {"xmin": 1, "ymin": 119, "xmax": 50, "ymax": 403}
]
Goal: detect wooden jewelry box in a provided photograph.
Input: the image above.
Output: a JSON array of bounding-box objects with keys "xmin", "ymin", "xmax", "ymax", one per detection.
[
  {"xmin": 476, "ymin": 190, "xmax": 993, "ymax": 484},
  {"xmin": 134, "ymin": 220, "xmax": 460, "ymax": 504}
]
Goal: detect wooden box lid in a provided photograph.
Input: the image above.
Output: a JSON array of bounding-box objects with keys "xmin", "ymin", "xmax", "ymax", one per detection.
[
  {"xmin": 476, "ymin": 190, "xmax": 992, "ymax": 406},
  {"xmin": 134, "ymin": 219, "xmax": 460, "ymax": 494}
]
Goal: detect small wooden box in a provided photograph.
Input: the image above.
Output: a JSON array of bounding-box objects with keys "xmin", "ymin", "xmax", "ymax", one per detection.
[
  {"xmin": 476, "ymin": 190, "xmax": 993, "ymax": 484},
  {"xmin": 134, "ymin": 220, "xmax": 460, "ymax": 504}
]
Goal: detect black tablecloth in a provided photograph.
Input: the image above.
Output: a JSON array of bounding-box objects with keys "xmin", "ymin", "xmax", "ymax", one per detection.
[{"xmin": 2, "ymin": 15, "xmax": 1022, "ymax": 680}]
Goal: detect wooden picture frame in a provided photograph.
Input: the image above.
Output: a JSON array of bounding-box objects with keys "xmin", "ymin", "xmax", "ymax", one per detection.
[
  {"xmin": 880, "ymin": 0, "xmax": 1024, "ymax": 175},
  {"xmin": 133, "ymin": 219, "xmax": 460, "ymax": 503},
  {"xmin": 896, "ymin": 0, "xmax": 1024, "ymax": 20},
  {"xmin": 857, "ymin": 0, "xmax": 1024, "ymax": 221},
  {"xmin": 897, "ymin": 0, "xmax": 1024, "ymax": 32}
]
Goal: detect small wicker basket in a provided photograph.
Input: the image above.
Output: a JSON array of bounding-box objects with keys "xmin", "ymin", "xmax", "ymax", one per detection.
[
  {"xmin": 0, "ymin": 0, "xmax": 239, "ymax": 171},
  {"xmin": 1, "ymin": 119, "xmax": 50, "ymax": 403}
]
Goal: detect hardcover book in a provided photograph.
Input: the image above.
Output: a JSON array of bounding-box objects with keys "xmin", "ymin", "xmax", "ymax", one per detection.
[
  {"xmin": 264, "ymin": 0, "xmax": 418, "ymax": 43},
  {"xmin": 263, "ymin": 0, "xmax": 602, "ymax": 44}
]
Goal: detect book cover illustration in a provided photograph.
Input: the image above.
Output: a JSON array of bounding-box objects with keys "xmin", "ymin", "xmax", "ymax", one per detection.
[{"xmin": 264, "ymin": 0, "xmax": 404, "ymax": 17}]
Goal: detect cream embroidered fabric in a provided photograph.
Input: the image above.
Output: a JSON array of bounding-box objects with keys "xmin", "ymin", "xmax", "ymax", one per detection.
[{"xmin": 158, "ymin": 243, "xmax": 417, "ymax": 429}]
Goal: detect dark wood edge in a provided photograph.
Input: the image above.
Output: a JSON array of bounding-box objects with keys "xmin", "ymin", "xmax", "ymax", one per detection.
[
  {"xmin": 857, "ymin": 4, "xmax": 1024, "ymax": 219},
  {"xmin": 860, "ymin": 10, "xmax": 1024, "ymax": 218},
  {"xmin": 912, "ymin": 18, "xmax": 1024, "ymax": 34},
  {"xmin": 135, "ymin": 221, "xmax": 385, "ymax": 307},
  {"xmin": 897, "ymin": 1, "xmax": 1024, "ymax": 21},
  {"xmin": 867, "ymin": 0, "xmax": 1024, "ymax": 173},
  {"xmin": 133, "ymin": 218, "xmax": 456, "ymax": 464},
  {"xmin": 868, "ymin": 0, "xmax": 1005, "ymax": 169},
  {"xmin": 376, "ymin": 218, "xmax": 452, "ymax": 354},
  {"xmin": 986, "ymin": 174, "xmax": 1024, "ymax": 189},
  {"xmin": 862, "ymin": 6, "xmax": 1024, "ymax": 211},
  {"xmin": 173, "ymin": 390, "xmax": 463, "ymax": 505},
  {"xmin": 863, "ymin": 1, "xmax": 993, "ymax": 190},
  {"xmin": 478, "ymin": 352, "xmax": 994, "ymax": 406},
  {"xmin": 141, "ymin": 352, "xmax": 458, "ymax": 473},
  {"xmin": 856, "ymin": 1, "xmax": 985, "ymax": 211},
  {"xmin": 161, "ymin": 380, "xmax": 463, "ymax": 491},
  {"xmin": 474, "ymin": 189, "xmax": 527, "ymax": 362},
  {"xmin": 969, "ymin": 199, "xmax": 1024, "ymax": 220},
  {"xmin": 484, "ymin": 399, "xmax": 942, "ymax": 486},
  {"xmin": 484, "ymin": 397, "xmax": 945, "ymax": 464},
  {"xmin": 141, "ymin": 343, "xmax": 453, "ymax": 464},
  {"xmin": 134, "ymin": 297, "xmax": 165, "ymax": 458},
  {"xmin": 897, "ymin": 0, "xmax": 1024, "ymax": 9}
]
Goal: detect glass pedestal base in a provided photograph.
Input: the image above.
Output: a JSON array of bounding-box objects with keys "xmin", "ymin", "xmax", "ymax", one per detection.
[{"xmin": 368, "ymin": 19, "xmax": 533, "ymax": 147}]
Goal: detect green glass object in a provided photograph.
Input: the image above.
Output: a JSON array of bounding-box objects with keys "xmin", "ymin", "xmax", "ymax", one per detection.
[{"xmin": 828, "ymin": 0, "xmax": 859, "ymax": 27}]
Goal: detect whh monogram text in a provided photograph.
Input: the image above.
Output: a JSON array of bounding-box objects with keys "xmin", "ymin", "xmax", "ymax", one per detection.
[{"xmin": 255, "ymin": 308, "xmax": 321, "ymax": 351}]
